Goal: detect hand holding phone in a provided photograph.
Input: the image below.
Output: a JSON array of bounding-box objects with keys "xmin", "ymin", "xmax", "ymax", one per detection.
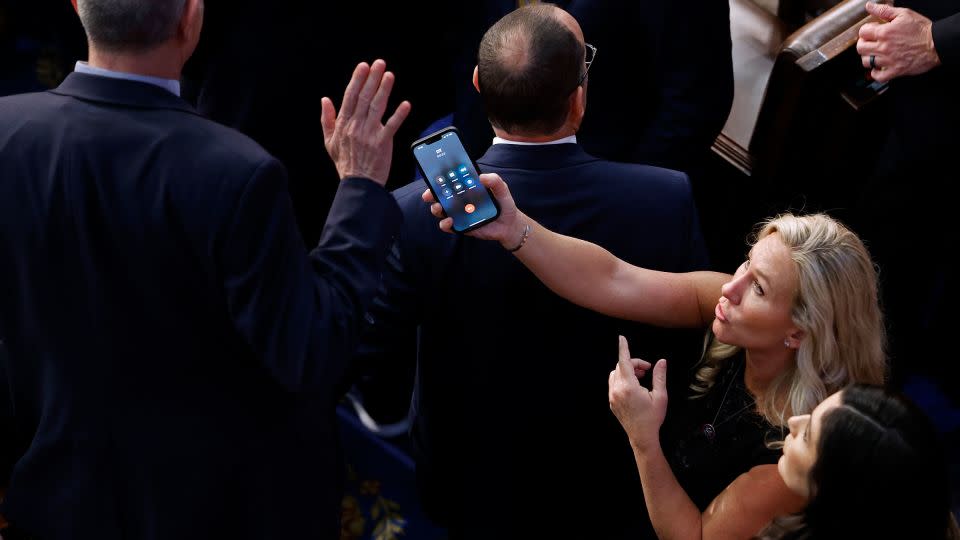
[
  {"xmin": 422, "ymin": 172, "xmax": 526, "ymax": 250},
  {"xmin": 411, "ymin": 127, "xmax": 500, "ymax": 233}
]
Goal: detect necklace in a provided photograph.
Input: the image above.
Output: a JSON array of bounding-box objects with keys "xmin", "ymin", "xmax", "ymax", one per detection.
[{"xmin": 702, "ymin": 362, "xmax": 754, "ymax": 442}]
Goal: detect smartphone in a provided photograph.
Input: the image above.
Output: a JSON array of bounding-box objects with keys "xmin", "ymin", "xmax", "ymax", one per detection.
[{"xmin": 411, "ymin": 126, "xmax": 500, "ymax": 233}]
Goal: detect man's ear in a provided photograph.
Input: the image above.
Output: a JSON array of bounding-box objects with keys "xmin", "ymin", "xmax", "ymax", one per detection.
[
  {"xmin": 568, "ymin": 85, "xmax": 585, "ymax": 130},
  {"xmin": 178, "ymin": 0, "xmax": 204, "ymax": 44},
  {"xmin": 575, "ymin": 85, "xmax": 586, "ymax": 117},
  {"xmin": 472, "ymin": 65, "xmax": 480, "ymax": 93}
]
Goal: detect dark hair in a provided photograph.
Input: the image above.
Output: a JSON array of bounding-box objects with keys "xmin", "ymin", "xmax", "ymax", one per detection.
[
  {"xmin": 759, "ymin": 384, "xmax": 954, "ymax": 539},
  {"xmin": 77, "ymin": 0, "xmax": 187, "ymax": 53},
  {"xmin": 477, "ymin": 5, "xmax": 584, "ymax": 135}
]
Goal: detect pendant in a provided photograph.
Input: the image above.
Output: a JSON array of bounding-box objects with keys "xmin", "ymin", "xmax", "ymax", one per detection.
[{"xmin": 702, "ymin": 423, "xmax": 716, "ymax": 441}]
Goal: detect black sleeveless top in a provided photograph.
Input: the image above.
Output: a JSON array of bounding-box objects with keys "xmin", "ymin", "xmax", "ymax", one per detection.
[{"xmin": 661, "ymin": 351, "xmax": 783, "ymax": 510}]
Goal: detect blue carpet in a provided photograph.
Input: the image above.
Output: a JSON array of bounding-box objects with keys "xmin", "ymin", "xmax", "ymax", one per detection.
[{"xmin": 338, "ymin": 405, "xmax": 447, "ymax": 540}]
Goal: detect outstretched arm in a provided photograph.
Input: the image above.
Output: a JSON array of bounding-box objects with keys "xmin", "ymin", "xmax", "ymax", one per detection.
[{"xmin": 424, "ymin": 173, "xmax": 730, "ymax": 328}]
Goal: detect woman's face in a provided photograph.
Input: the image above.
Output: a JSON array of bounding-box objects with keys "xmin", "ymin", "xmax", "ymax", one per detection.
[
  {"xmin": 778, "ymin": 391, "xmax": 843, "ymax": 498},
  {"xmin": 712, "ymin": 233, "xmax": 802, "ymax": 351}
]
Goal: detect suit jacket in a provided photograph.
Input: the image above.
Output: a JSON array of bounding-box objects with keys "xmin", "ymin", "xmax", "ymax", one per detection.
[
  {"xmin": 881, "ymin": 0, "xmax": 959, "ymax": 170},
  {"xmin": 0, "ymin": 72, "xmax": 401, "ymax": 540},
  {"xmin": 932, "ymin": 11, "xmax": 960, "ymax": 65},
  {"xmin": 453, "ymin": 0, "xmax": 734, "ymax": 174},
  {"xmin": 853, "ymin": 0, "xmax": 960, "ymax": 397},
  {"xmin": 355, "ymin": 142, "xmax": 709, "ymax": 538}
]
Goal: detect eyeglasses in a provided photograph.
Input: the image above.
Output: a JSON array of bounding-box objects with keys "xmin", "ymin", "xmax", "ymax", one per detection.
[{"xmin": 577, "ymin": 43, "xmax": 597, "ymax": 87}]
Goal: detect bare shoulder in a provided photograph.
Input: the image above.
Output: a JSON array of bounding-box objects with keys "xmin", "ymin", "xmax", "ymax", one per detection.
[
  {"xmin": 701, "ymin": 464, "xmax": 806, "ymax": 540},
  {"xmin": 736, "ymin": 464, "xmax": 805, "ymax": 510}
]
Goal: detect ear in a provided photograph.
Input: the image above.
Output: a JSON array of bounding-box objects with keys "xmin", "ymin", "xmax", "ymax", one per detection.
[
  {"xmin": 178, "ymin": 0, "xmax": 204, "ymax": 44},
  {"xmin": 574, "ymin": 85, "xmax": 586, "ymax": 119},
  {"xmin": 568, "ymin": 86, "xmax": 585, "ymax": 131},
  {"xmin": 472, "ymin": 65, "xmax": 480, "ymax": 93},
  {"xmin": 785, "ymin": 329, "xmax": 806, "ymax": 349}
]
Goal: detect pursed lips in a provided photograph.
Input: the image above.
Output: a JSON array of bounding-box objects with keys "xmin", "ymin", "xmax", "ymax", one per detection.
[{"xmin": 715, "ymin": 300, "xmax": 728, "ymax": 322}]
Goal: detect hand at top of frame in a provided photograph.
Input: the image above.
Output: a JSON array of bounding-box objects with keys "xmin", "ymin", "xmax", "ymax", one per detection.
[
  {"xmin": 857, "ymin": 2, "xmax": 941, "ymax": 83},
  {"xmin": 321, "ymin": 60, "xmax": 411, "ymax": 186}
]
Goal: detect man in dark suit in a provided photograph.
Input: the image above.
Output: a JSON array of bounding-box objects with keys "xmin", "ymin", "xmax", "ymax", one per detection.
[
  {"xmin": 0, "ymin": 0, "xmax": 410, "ymax": 537},
  {"xmin": 854, "ymin": 1, "xmax": 959, "ymax": 395},
  {"xmin": 453, "ymin": 0, "xmax": 734, "ymax": 175},
  {"xmin": 852, "ymin": 6, "xmax": 960, "ymax": 507},
  {"xmin": 355, "ymin": 5, "xmax": 709, "ymax": 538}
]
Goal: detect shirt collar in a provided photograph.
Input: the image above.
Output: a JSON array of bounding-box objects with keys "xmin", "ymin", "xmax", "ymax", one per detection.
[
  {"xmin": 74, "ymin": 61, "xmax": 181, "ymax": 97},
  {"xmin": 492, "ymin": 134, "xmax": 578, "ymax": 146}
]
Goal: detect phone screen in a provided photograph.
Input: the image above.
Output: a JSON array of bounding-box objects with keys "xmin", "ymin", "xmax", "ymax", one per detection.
[{"xmin": 412, "ymin": 128, "xmax": 499, "ymax": 232}]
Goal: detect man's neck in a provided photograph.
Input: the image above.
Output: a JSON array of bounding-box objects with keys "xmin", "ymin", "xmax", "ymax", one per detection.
[
  {"xmin": 492, "ymin": 127, "xmax": 576, "ymax": 144},
  {"xmin": 88, "ymin": 46, "xmax": 182, "ymax": 81}
]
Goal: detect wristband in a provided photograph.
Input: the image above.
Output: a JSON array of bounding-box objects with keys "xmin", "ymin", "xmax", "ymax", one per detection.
[{"xmin": 506, "ymin": 223, "xmax": 531, "ymax": 253}]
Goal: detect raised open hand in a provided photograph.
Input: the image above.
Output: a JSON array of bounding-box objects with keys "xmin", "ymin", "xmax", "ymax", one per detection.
[{"xmin": 321, "ymin": 60, "xmax": 411, "ymax": 185}]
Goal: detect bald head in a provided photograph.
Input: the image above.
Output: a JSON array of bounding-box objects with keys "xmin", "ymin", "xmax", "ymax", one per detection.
[{"xmin": 477, "ymin": 4, "xmax": 586, "ymax": 135}]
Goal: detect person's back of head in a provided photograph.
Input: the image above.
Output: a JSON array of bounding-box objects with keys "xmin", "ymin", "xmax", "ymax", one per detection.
[
  {"xmin": 477, "ymin": 4, "xmax": 584, "ymax": 137},
  {"xmin": 754, "ymin": 214, "xmax": 886, "ymax": 424},
  {"xmin": 77, "ymin": 0, "xmax": 188, "ymax": 53},
  {"xmin": 808, "ymin": 384, "xmax": 951, "ymax": 539}
]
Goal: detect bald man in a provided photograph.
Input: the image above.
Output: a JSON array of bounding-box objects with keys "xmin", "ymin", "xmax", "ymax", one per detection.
[{"xmin": 355, "ymin": 5, "xmax": 708, "ymax": 538}]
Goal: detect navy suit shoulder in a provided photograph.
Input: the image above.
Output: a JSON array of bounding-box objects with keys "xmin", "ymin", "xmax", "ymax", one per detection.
[
  {"xmin": 0, "ymin": 81, "xmax": 279, "ymax": 233},
  {"xmin": 394, "ymin": 178, "xmax": 432, "ymax": 208},
  {"xmin": 394, "ymin": 178, "xmax": 450, "ymax": 240},
  {"xmin": 476, "ymin": 144, "xmax": 707, "ymax": 272}
]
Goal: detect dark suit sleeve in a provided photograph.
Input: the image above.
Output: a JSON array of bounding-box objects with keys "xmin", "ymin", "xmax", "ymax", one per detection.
[
  {"xmin": 346, "ymin": 211, "xmax": 420, "ymax": 421},
  {"xmin": 352, "ymin": 237, "xmax": 419, "ymax": 368},
  {"xmin": 932, "ymin": 12, "xmax": 960, "ymax": 69},
  {"xmin": 632, "ymin": 0, "xmax": 734, "ymax": 170},
  {"xmin": 220, "ymin": 159, "xmax": 402, "ymax": 396}
]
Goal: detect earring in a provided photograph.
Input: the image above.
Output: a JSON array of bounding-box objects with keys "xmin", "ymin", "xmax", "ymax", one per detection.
[{"xmin": 784, "ymin": 338, "xmax": 791, "ymax": 348}]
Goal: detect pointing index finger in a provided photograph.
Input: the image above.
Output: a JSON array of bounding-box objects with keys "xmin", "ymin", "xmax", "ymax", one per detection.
[{"xmin": 618, "ymin": 335, "xmax": 631, "ymax": 363}]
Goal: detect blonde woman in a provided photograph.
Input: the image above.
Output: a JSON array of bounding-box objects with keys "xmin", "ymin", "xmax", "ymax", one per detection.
[{"xmin": 424, "ymin": 173, "xmax": 887, "ymax": 539}]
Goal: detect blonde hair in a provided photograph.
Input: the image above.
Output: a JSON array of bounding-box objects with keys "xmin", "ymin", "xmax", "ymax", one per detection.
[{"xmin": 692, "ymin": 213, "xmax": 886, "ymax": 427}]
